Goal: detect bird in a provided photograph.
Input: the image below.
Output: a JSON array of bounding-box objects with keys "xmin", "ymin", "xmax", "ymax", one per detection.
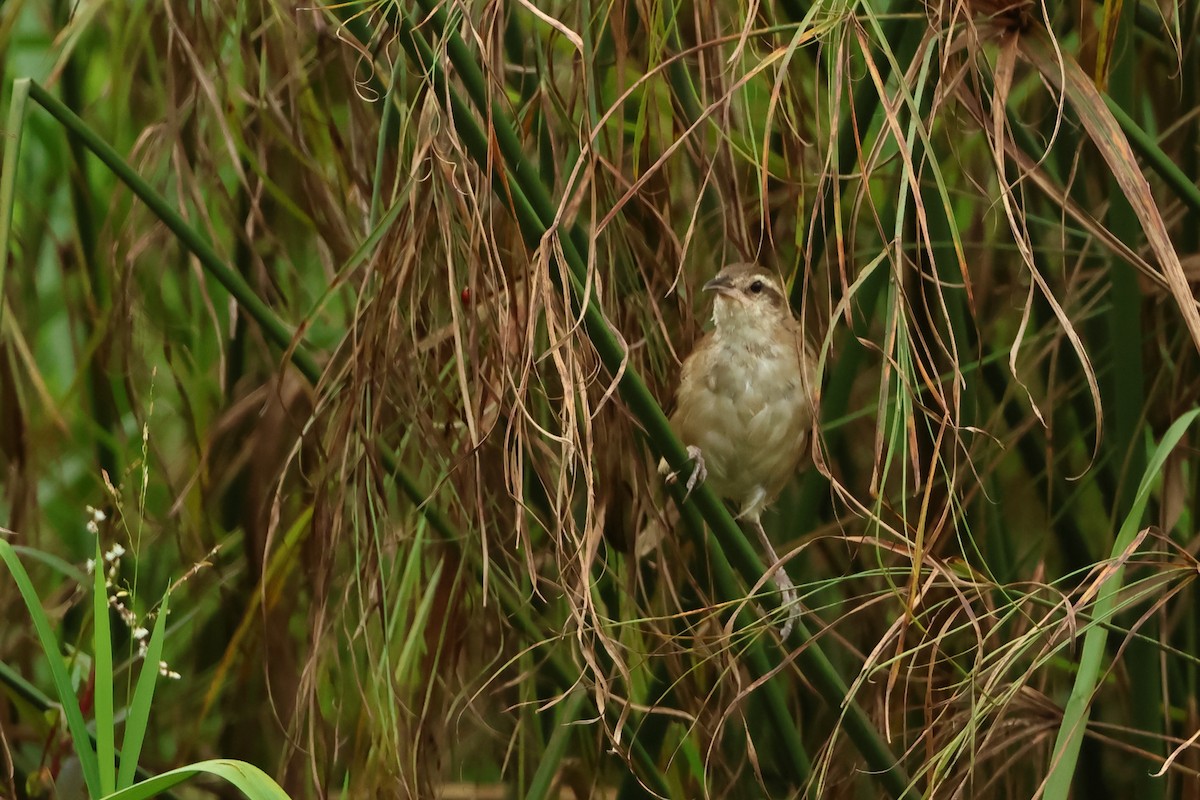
[{"xmin": 662, "ymin": 262, "xmax": 816, "ymax": 637}]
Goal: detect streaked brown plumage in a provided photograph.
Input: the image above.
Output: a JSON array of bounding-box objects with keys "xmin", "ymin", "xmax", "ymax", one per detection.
[{"xmin": 666, "ymin": 263, "xmax": 815, "ymax": 636}]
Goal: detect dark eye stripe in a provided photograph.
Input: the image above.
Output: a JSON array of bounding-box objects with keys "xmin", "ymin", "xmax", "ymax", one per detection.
[{"xmin": 746, "ymin": 280, "xmax": 784, "ymax": 307}]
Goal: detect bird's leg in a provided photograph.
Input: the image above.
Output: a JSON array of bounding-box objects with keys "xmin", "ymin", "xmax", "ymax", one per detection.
[
  {"xmin": 658, "ymin": 445, "xmax": 708, "ymax": 501},
  {"xmin": 749, "ymin": 515, "xmax": 799, "ymax": 640}
]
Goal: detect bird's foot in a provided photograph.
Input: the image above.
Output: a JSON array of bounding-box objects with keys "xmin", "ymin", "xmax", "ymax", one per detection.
[
  {"xmin": 681, "ymin": 446, "xmax": 707, "ymax": 498},
  {"xmin": 660, "ymin": 445, "xmax": 707, "ymax": 501},
  {"xmin": 772, "ymin": 566, "xmax": 800, "ymax": 640}
]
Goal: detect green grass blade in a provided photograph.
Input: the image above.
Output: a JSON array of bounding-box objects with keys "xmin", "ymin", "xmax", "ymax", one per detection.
[
  {"xmin": 0, "ymin": 76, "xmax": 30, "ymax": 332},
  {"xmin": 93, "ymin": 540, "xmax": 116, "ymax": 796},
  {"xmin": 117, "ymin": 591, "xmax": 170, "ymax": 789},
  {"xmin": 100, "ymin": 758, "xmax": 291, "ymax": 800},
  {"xmin": 0, "ymin": 540, "xmax": 102, "ymax": 797},
  {"xmin": 393, "ymin": 557, "xmax": 443, "ymax": 685},
  {"xmin": 1044, "ymin": 408, "xmax": 1200, "ymax": 799},
  {"xmin": 522, "ymin": 689, "xmax": 588, "ymax": 800}
]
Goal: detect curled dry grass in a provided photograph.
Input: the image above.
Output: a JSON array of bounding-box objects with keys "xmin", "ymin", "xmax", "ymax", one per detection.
[{"xmin": 3, "ymin": 0, "xmax": 1200, "ymax": 797}]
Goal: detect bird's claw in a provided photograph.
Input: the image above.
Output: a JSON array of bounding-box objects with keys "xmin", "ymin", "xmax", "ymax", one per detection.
[
  {"xmin": 681, "ymin": 445, "xmax": 707, "ymax": 498},
  {"xmin": 773, "ymin": 567, "xmax": 799, "ymax": 640},
  {"xmin": 661, "ymin": 446, "xmax": 707, "ymax": 502}
]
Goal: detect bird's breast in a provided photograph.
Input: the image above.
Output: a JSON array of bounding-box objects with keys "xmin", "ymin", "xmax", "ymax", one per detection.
[{"xmin": 671, "ymin": 328, "xmax": 813, "ymax": 510}]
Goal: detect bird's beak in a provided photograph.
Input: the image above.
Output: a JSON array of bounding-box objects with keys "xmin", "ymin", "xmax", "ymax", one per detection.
[{"xmin": 703, "ymin": 274, "xmax": 736, "ymax": 297}]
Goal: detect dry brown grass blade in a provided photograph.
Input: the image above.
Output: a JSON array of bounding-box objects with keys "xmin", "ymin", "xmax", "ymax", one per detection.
[{"xmin": 1019, "ymin": 25, "xmax": 1200, "ymax": 356}]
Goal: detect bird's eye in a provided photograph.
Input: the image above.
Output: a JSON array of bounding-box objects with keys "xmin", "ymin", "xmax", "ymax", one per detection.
[{"xmin": 749, "ymin": 280, "xmax": 764, "ymax": 294}]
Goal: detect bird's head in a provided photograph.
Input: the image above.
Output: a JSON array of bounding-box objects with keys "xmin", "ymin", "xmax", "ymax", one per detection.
[{"xmin": 704, "ymin": 263, "xmax": 792, "ymax": 333}]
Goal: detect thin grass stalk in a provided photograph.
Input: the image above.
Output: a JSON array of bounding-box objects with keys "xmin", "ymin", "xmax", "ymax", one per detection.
[
  {"xmin": 0, "ymin": 658, "xmax": 45, "ymax": 709},
  {"xmin": 369, "ymin": 47, "xmax": 408, "ymax": 229},
  {"xmin": 225, "ymin": 8, "xmax": 263, "ymax": 392},
  {"xmin": 1102, "ymin": 0, "xmax": 1148, "ymax": 519},
  {"xmin": 390, "ymin": 6, "xmax": 921, "ymax": 794}
]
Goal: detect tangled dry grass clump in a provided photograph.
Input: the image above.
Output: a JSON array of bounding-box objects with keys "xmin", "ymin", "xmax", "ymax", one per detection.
[{"xmin": 3, "ymin": 0, "xmax": 1200, "ymax": 798}]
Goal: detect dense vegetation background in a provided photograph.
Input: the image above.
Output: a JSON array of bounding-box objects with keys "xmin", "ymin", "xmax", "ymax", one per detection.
[{"xmin": 2, "ymin": 1, "xmax": 1200, "ymax": 798}]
